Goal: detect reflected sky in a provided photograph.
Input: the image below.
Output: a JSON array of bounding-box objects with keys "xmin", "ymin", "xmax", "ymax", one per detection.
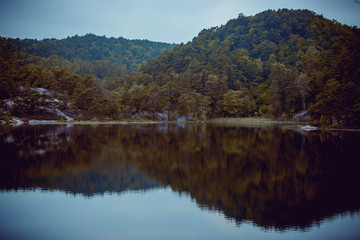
[{"xmin": 1, "ymin": 188, "xmax": 360, "ymax": 240}]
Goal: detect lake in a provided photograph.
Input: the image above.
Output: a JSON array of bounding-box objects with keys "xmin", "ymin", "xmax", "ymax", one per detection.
[{"xmin": 0, "ymin": 123, "xmax": 360, "ymax": 240}]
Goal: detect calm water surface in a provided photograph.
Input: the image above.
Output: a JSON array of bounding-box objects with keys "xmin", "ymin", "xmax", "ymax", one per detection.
[{"xmin": 0, "ymin": 123, "xmax": 360, "ymax": 240}]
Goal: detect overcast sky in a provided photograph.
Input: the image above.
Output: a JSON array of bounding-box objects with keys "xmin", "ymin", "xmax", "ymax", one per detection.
[{"xmin": 0, "ymin": 0, "xmax": 359, "ymax": 43}]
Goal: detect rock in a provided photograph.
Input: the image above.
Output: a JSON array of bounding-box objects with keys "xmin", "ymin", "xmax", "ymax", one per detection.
[{"xmin": 301, "ymin": 125, "xmax": 318, "ymax": 131}]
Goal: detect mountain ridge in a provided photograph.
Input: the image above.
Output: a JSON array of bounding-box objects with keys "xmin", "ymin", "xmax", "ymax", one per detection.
[{"xmin": 1, "ymin": 33, "xmax": 175, "ymax": 78}]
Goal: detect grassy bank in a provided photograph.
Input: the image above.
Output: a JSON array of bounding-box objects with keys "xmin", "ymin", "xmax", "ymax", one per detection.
[{"xmin": 209, "ymin": 117, "xmax": 292, "ymax": 124}]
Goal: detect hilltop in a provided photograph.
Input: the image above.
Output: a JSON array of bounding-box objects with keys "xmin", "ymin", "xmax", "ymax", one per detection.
[{"xmin": 1, "ymin": 34, "xmax": 175, "ymax": 78}]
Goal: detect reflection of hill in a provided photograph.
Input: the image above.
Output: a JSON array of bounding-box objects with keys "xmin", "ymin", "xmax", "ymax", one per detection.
[
  {"xmin": 118, "ymin": 124, "xmax": 360, "ymax": 229},
  {"xmin": 1, "ymin": 124, "xmax": 360, "ymax": 229},
  {"xmin": 0, "ymin": 125, "xmax": 159, "ymax": 195}
]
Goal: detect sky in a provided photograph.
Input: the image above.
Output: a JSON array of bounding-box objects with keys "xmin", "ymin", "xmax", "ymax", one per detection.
[{"xmin": 0, "ymin": 0, "xmax": 359, "ymax": 44}]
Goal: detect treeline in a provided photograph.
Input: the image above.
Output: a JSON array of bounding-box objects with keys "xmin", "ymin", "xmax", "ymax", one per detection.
[{"xmin": 1, "ymin": 9, "xmax": 360, "ymax": 126}]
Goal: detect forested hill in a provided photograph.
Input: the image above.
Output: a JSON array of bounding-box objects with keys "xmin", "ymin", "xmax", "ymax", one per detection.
[
  {"xmin": 1, "ymin": 9, "xmax": 360, "ymax": 127},
  {"xmin": 138, "ymin": 9, "xmax": 360, "ymax": 126},
  {"xmin": 1, "ymin": 34, "xmax": 175, "ymax": 78}
]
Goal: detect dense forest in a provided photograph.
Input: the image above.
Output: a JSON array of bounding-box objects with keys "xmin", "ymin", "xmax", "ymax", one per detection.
[
  {"xmin": 2, "ymin": 33, "xmax": 175, "ymax": 77},
  {"xmin": 1, "ymin": 9, "xmax": 360, "ymax": 127}
]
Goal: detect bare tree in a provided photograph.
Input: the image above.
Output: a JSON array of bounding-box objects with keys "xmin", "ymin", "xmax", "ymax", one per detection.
[{"xmin": 296, "ymin": 73, "xmax": 310, "ymax": 110}]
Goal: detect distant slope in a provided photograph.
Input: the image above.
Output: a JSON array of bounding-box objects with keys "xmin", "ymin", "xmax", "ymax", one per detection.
[{"xmin": 1, "ymin": 34, "xmax": 175, "ymax": 78}]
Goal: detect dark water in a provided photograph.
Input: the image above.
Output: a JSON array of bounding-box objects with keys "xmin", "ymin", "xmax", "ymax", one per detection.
[{"xmin": 0, "ymin": 123, "xmax": 360, "ymax": 240}]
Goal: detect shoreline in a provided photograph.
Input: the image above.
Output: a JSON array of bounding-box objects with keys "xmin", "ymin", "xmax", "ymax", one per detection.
[{"xmin": 2, "ymin": 117, "xmax": 360, "ymax": 132}]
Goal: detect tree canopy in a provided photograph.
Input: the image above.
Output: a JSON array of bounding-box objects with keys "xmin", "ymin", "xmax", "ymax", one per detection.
[{"xmin": 1, "ymin": 9, "xmax": 360, "ymax": 127}]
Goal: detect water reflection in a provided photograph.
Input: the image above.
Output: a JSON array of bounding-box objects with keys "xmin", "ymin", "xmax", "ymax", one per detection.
[
  {"xmin": 0, "ymin": 123, "xmax": 360, "ymax": 230},
  {"xmin": 0, "ymin": 124, "xmax": 159, "ymax": 195}
]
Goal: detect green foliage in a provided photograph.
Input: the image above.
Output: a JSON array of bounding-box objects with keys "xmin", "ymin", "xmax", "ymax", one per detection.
[
  {"xmin": 309, "ymin": 80, "xmax": 360, "ymax": 127},
  {"xmin": 138, "ymin": 9, "xmax": 360, "ymax": 125},
  {"xmin": 1, "ymin": 34, "xmax": 175, "ymax": 78},
  {"xmin": 177, "ymin": 91, "xmax": 210, "ymax": 120},
  {"xmin": 217, "ymin": 90, "xmax": 252, "ymax": 117},
  {"xmin": 1, "ymin": 10, "xmax": 360, "ymax": 126}
]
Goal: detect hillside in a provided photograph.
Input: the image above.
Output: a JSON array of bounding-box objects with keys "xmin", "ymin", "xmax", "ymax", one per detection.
[
  {"xmin": 0, "ymin": 34, "xmax": 175, "ymax": 121},
  {"xmin": 138, "ymin": 9, "xmax": 360, "ymax": 126},
  {"xmin": 1, "ymin": 9, "xmax": 360, "ymax": 127}
]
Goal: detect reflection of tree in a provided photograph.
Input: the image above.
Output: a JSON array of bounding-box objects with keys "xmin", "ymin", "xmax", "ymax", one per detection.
[
  {"xmin": 1, "ymin": 124, "xmax": 360, "ymax": 229},
  {"xmin": 0, "ymin": 125, "xmax": 159, "ymax": 195},
  {"xmin": 114, "ymin": 124, "xmax": 360, "ymax": 230}
]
